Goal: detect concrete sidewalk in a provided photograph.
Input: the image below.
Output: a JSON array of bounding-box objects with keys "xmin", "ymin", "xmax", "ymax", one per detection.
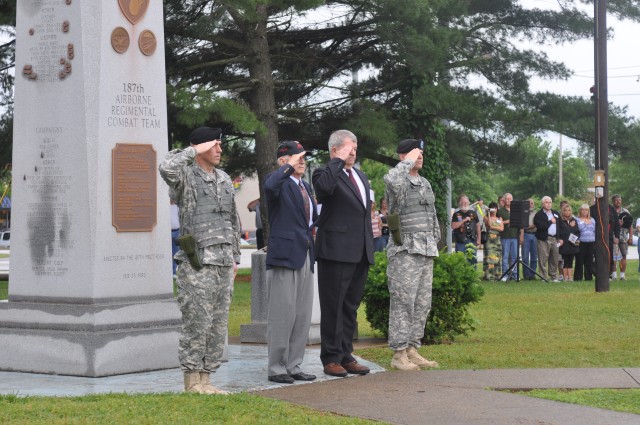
[
  {"xmin": 262, "ymin": 367, "xmax": 640, "ymax": 425},
  {"xmin": 0, "ymin": 340, "xmax": 638, "ymax": 424}
]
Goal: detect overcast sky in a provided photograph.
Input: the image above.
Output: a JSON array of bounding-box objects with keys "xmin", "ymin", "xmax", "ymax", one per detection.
[
  {"xmin": 529, "ymin": 16, "xmax": 640, "ymax": 120},
  {"xmin": 522, "ymin": 1, "xmax": 640, "ymax": 154}
]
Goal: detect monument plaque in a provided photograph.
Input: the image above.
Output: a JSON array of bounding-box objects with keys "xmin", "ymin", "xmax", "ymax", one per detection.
[
  {"xmin": 1, "ymin": 0, "xmax": 180, "ymax": 377},
  {"xmin": 138, "ymin": 29, "xmax": 156, "ymax": 56},
  {"xmin": 110, "ymin": 27, "xmax": 130, "ymax": 54},
  {"xmin": 112, "ymin": 143, "xmax": 156, "ymax": 232},
  {"xmin": 118, "ymin": 0, "xmax": 150, "ymax": 25}
]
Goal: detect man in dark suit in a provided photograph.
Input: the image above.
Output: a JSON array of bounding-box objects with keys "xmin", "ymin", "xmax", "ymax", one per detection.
[
  {"xmin": 264, "ymin": 141, "xmax": 318, "ymax": 384},
  {"xmin": 312, "ymin": 129, "xmax": 375, "ymax": 377}
]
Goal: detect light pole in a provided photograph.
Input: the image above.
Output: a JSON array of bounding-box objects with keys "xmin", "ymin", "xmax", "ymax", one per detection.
[{"xmin": 558, "ymin": 133, "xmax": 563, "ymax": 197}]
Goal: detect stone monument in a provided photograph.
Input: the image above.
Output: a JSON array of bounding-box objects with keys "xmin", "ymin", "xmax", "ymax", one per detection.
[{"xmin": 0, "ymin": 0, "xmax": 181, "ymax": 376}]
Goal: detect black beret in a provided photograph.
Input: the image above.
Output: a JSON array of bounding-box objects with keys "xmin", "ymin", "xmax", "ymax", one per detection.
[
  {"xmin": 397, "ymin": 139, "xmax": 424, "ymax": 154},
  {"xmin": 188, "ymin": 127, "xmax": 222, "ymax": 145}
]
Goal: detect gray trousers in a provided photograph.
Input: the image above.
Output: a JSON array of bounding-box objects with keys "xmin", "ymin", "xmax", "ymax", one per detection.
[
  {"xmin": 537, "ymin": 237, "xmax": 560, "ymax": 280},
  {"xmin": 267, "ymin": 255, "xmax": 314, "ymax": 376}
]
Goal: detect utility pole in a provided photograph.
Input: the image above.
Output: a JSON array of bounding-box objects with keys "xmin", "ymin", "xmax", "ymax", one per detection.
[
  {"xmin": 558, "ymin": 134, "xmax": 563, "ymax": 197},
  {"xmin": 446, "ymin": 177, "xmax": 452, "ymax": 253},
  {"xmin": 593, "ymin": 0, "xmax": 610, "ymax": 292}
]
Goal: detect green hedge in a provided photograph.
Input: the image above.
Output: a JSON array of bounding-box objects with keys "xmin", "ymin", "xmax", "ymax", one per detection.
[{"xmin": 363, "ymin": 249, "xmax": 484, "ymax": 344}]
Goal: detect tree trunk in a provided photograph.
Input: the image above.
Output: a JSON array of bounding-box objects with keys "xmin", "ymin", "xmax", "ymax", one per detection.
[{"xmin": 245, "ymin": 5, "xmax": 279, "ymax": 243}]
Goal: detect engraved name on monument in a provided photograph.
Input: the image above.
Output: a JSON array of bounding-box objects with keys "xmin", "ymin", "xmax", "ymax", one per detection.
[{"xmin": 20, "ymin": 0, "xmax": 77, "ymax": 278}]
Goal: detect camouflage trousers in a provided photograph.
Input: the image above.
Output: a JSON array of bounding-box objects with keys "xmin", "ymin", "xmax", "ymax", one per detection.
[
  {"xmin": 483, "ymin": 231, "xmax": 502, "ymax": 280},
  {"xmin": 387, "ymin": 251, "xmax": 434, "ymax": 351},
  {"xmin": 175, "ymin": 260, "xmax": 234, "ymax": 372}
]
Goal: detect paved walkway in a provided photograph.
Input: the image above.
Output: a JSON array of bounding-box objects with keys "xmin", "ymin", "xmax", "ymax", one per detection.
[
  {"xmin": 263, "ymin": 367, "xmax": 640, "ymax": 425},
  {"xmin": 0, "ymin": 341, "xmax": 638, "ymax": 424}
]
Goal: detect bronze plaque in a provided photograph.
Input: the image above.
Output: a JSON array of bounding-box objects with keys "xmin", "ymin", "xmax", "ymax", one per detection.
[
  {"xmin": 112, "ymin": 143, "xmax": 157, "ymax": 232},
  {"xmin": 111, "ymin": 27, "xmax": 130, "ymax": 54},
  {"xmin": 118, "ymin": 0, "xmax": 150, "ymax": 25},
  {"xmin": 138, "ymin": 29, "xmax": 157, "ymax": 56}
]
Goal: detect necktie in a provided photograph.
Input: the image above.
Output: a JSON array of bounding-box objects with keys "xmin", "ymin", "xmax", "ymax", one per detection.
[
  {"xmin": 346, "ymin": 169, "xmax": 363, "ymax": 203},
  {"xmin": 299, "ymin": 181, "xmax": 311, "ymax": 223}
]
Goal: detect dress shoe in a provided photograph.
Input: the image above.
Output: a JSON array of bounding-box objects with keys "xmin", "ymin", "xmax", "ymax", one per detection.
[
  {"xmin": 323, "ymin": 363, "xmax": 348, "ymax": 377},
  {"xmin": 290, "ymin": 372, "xmax": 316, "ymax": 381},
  {"xmin": 268, "ymin": 374, "xmax": 294, "ymax": 384},
  {"xmin": 341, "ymin": 360, "xmax": 370, "ymax": 375}
]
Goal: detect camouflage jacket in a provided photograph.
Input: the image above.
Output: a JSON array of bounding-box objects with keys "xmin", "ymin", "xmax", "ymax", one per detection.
[
  {"xmin": 159, "ymin": 147, "xmax": 240, "ymax": 265},
  {"xmin": 384, "ymin": 159, "xmax": 440, "ymax": 258}
]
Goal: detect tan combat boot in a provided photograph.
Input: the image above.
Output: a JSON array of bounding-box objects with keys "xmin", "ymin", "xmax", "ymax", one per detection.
[
  {"xmin": 406, "ymin": 346, "xmax": 439, "ymax": 368},
  {"xmin": 184, "ymin": 371, "xmax": 204, "ymax": 393},
  {"xmin": 199, "ymin": 372, "xmax": 229, "ymax": 395},
  {"xmin": 391, "ymin": 349, "xmax": 420, "ymax": 371}
]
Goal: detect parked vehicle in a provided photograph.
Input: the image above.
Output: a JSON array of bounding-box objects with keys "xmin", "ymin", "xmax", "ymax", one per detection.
[{"xmin": 0, "ymin": 230, "xmax": 9, "ymax": 248}]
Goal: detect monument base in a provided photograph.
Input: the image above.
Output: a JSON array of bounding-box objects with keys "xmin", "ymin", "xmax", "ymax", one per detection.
[
  {"xmin": 0, "ymin": 298, "xmax": 181, "ymax": 377},
  {"xmin": 240, "ymin": 322, "xmax": 267, "ymax": 344},
  {"xmin": 308, "ymin": 323, "xmax": 321, "ymax": 345}
]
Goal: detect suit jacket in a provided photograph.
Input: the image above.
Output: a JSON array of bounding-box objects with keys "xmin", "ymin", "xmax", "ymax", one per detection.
[
  {"xmin": 264, "ymin": 165, "xmax": 318, "ymax": 271},
  {"xmin": 312, "ymin": 158, "xmax": 375, "ymax": 264},
  {"xmin": 534, "ymin": 208, "xmax": 560, "ymax": 241}
]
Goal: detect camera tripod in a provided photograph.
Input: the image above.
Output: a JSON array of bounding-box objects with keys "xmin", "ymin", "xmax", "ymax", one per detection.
[{"xmin": 499, "ymin": 232, "xmax": 548, "ymax": 283}]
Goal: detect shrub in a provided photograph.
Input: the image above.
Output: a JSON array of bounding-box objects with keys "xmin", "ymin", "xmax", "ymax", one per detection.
[{"xmin": 363, "ymin": 249, "xmax": 484, "ymax": 344}]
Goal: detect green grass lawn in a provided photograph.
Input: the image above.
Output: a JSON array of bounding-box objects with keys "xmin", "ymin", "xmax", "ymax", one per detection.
[
  {"xmin": 1, "ymin": 261, "xmax": 639, "ymax": 422},
  {"xmin": 355, "ymin": 266, "xmax": 640, "ymax": 370},
  {"xmin": 228, "ymin": 269, "xmax": 252, "ymax": 336},
  {"xmin": 0, "ymin": 393, "xmax": 377, "ymax": 425},
  {"xmin": 516, "ymin": 388, "xmax": 640, "ymax": 415}
]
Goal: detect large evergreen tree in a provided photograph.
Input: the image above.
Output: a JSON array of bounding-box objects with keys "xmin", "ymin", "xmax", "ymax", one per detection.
[
  {"xmin": 0, "ymin": 0, "xmax": 15, "ymax": 171},
  {"xmin": 2, "ymin": 1, "xmax": 640, "ymax": 231},
  {"xmin": 164, "ymin": 0, "xmax": 640, "ymax": 168}
]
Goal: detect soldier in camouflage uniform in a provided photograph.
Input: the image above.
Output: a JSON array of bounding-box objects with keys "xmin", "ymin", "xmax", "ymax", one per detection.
[
  {"xmin": 384, "ymin": 139, "xmax": 440, "ymax": 371},
  {"xmin": 483, "ymin": 202, "xmax": 504, "ymax": 280},
  {"xmin": 158, "ymin": 127, "xmax": 240, "ymax": 395}
]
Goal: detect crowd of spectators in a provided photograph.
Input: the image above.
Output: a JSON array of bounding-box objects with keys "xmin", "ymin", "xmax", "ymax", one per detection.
[{"xmin": 447, "ymin": 193, "xmax": 636, "ymax": 282}]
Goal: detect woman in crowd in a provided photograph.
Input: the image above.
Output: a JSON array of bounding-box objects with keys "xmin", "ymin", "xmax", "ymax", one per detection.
[
  {"xmin": 371, "ymin": 200, "xmax": 384, "ymax": 252},
  {"xmin": 483, "ymin": 202, "xmax": 504, "ymax": 280},
  {"xmin": 377, "ymin": 197, "xmax": 389, "ymax": 250},
  {"xmin": 575, "ymin": 204, "xmax": 595, "ymax": 281},
  {"xmin": 558, "ymin": 204, "xmax": 580, "ymax": 282}
]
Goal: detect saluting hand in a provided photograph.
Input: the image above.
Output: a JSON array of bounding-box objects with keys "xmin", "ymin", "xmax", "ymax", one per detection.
[
  {"xmin": 335, "ymin": 143, "xmax": 353, "ymax": 161},
  {"xmin": 287, "ymin": 151, "xmax": 306, "ymax": 167},
  {"xmin": 194, "ymin": 140, "xmax": 220, "ymax": 154},
  {"xmin": 405, "ymin": 148, "xmax": 421, "ymax": 163}
]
